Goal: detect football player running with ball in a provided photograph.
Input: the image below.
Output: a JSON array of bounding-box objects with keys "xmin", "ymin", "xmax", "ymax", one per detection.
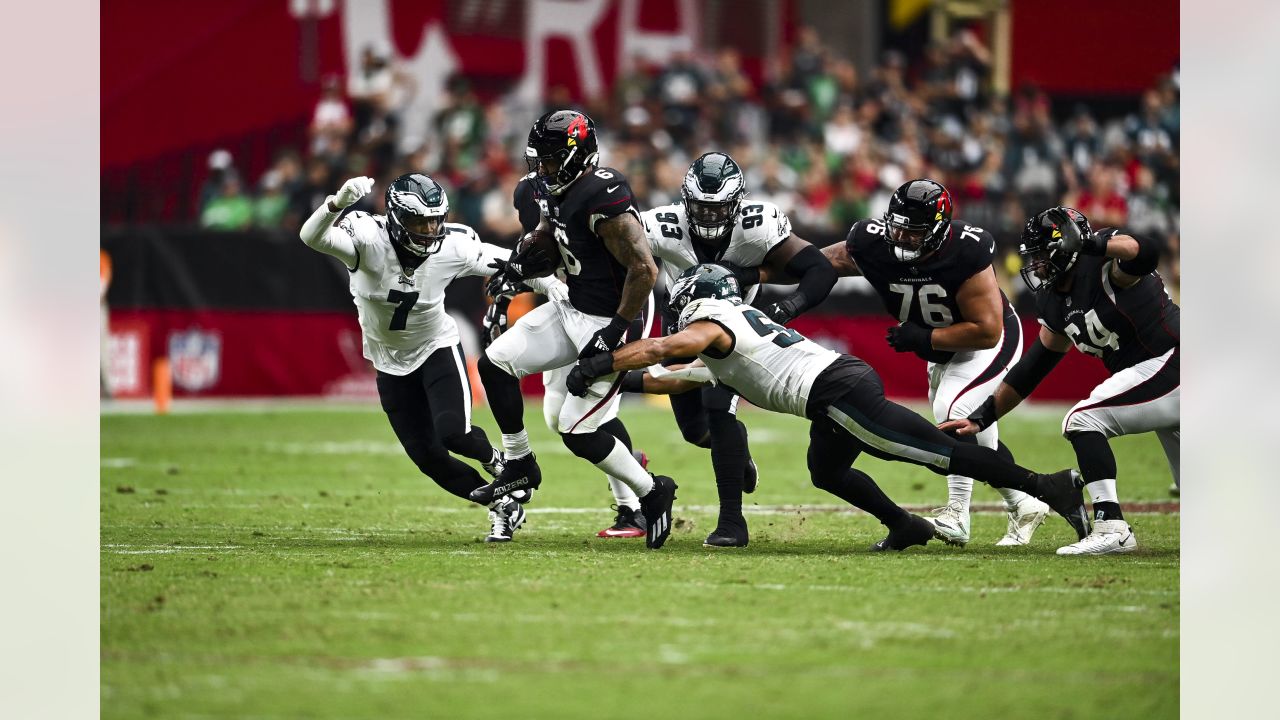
[
  {"xmin": 473, "ymin": 110, "xmax": 679, "ymax": 550},
  {"xmin": 632, "ymin": 151, "xmax": 836, "ymax": 547},
  {"xmin": 490, "ymin": 170, "xmax": 655, "ymax": 541},
  {"xmin": 940, "ymin": 208, "xmax": 1180, "ymax": 556},
  {"xmin": 298, "ymin": 173, "xmax": 567, "ymax": 542},
  {"xmin": 767, "ymin": 179, "xmax": 1051, "ymax": 548},
  {"xmin": 567, "ymin": 264, "xmax": 1091, "ymax": 550}
]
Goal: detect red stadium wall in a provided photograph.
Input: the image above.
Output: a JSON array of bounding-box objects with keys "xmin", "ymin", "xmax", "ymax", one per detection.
[
  {"xmin": 107, "ymin": 308, "xmax": 1107, "ymax": 404},
  {"xmin": 1010, "ymin": 0, "xmax": 1179, "ymax": 94}
]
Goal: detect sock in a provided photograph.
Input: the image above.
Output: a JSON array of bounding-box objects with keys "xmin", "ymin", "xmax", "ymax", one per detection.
[
  {"xmin": 502, "ymin": 430, "xmax": 531, "ymax": 460},
  {"xmin": 598, "ymin": 419, "xmax": 640, "ymax": 509},
  {"xmin": 945, "ymin": 475, "xmax": 973, "ymax": 514},
  {"xmin": 708, "ymin": 410, "xmax": 747, "ymax": 530},
  {"xmin": 600, "ymin": 417, "xmax": 632, "ymax": 449},
  {"xmin": 1086, "ymin": 478, "xmax": 1123, "ymax": 521},
  {"xmin": 477, "ymin": 353, "xmax": 526, "ymax": 434},
  {"xmin": 595, "ymin": 439, "xmax": 654, "ymax": 496},
  {"xmin": 608, "ymin": 477, "xmax": 641, "ymax": 510}
]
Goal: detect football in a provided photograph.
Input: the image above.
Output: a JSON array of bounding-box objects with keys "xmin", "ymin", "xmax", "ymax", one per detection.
[{"xmin": 510, "ymin": 228, "xmax": 562, "ymax": 279}]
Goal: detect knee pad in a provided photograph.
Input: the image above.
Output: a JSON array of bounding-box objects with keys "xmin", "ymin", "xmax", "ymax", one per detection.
[
  {"xmin": 559, "ymin": 430, "xmax": 615, "ymax": 464},
  {"xmin": 1062, "ymin": 407, "xmax": 1116, "ymax": 438}
]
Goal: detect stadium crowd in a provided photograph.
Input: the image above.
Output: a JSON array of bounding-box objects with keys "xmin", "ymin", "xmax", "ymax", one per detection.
[{"xmin": 197, "ymin": 28, "xmax": 1180, "ymax": 297}]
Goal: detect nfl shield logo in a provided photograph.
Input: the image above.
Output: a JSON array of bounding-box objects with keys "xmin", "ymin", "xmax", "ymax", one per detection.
[{"xmin": 169, "ymin": 329, "xmax": 222, "ymax": 392}]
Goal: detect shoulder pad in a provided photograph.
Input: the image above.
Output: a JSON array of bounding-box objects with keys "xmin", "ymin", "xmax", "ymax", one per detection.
[
  {"xmin": 337, "ymin": 211, "xmax": 385, "ymax": 244},
  {"xmin": 442, "ymin": 222, "xmax": 481, "ymax": 258}
]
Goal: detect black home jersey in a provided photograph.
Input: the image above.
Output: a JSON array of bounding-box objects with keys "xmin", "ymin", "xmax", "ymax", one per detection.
[
  {"xmin": 1035, "ymin": 229, "xmax": 1180, "ymax": 374},
  {"xmin": 845, "ymin": 218, "xmax": 1006, "ymax": 362},
  {"xmin": 513, "ymin": 169, "xmax": 640, "ymax": 317}
]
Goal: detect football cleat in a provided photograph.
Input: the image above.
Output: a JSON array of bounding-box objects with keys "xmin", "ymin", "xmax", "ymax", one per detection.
[
  {"xmin": 743, "ymin": 457, "xmax": 759, "ymax": 494},
  {"xmin": 640, "ymin": 474, "xmax": 678, "ymax": 550},
  {"xmin": 597, "ymin": 505, "xmax": 646, "ymax": 538},
  {"xmin": 1056, "ymin": 519, "xmax": 1137, "ymax": 556},
  {"xmin": 995, "ymin": 496, "xmax": 1051, "ymax": 546},
  {"xmin": 469, "ymin": 453, "xmax": 542, "ymax": 506},
  {"xmin": 481, "ymin": 448, "xmax": 504, "ymax": 479},
  {"xmin": 704, "ymin": 526, "xmax": 748, "ymax": 548},
  {"xmin": 870, "ymin": 514, "xmax": 937, "ymax": 552},
  {"xmin": 928, "ymin": 501, "xmax": 970, "ymax": 547},
  {"xmin": 485, "ymin": 496, "xmax": 526, "ymax": 543},
  {"xmin": 1036, "ymin": 469, "xmax": 1091, "ymax": 540}
]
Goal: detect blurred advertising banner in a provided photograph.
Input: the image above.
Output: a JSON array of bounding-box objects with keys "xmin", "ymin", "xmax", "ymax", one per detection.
[{"xmin": 102, "ymin": 228, "xmax": 1106, "ymax": 400}]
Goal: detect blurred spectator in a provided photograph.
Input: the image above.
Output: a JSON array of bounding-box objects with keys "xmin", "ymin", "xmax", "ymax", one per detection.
[
  {"xmin": 654, "ymin": 51, "xmax": 706, "ymax": 149},
  {"xmin": 310, "ymin": 76, "xmax": 353, "ymax": 156},
  {"xmin": 198, "ymin": 149, "xmax": 239, "ymax": 215},
  {"xmin": 253, "ymin": 170, "xmax": 290, "ymax": 229},
  {"xmin": 1066, "ymin": 163, "xmax": 1128, "ymax": 228},
  {"xmin": 200, "ymin": 176, "xmax": 253, "ymax": 230},
  {"xmin": 149, "ymin": 28, "xmax": 1177, "ymax": 298}
]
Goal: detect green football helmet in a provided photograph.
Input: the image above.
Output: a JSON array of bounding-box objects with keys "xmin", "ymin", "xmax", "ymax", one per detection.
[{"xmin": 667, "ymin": 264, "xmax": 743, "ymax": 325}]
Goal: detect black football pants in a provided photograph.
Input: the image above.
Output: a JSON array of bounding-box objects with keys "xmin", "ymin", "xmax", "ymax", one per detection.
[{"xmin": 377, "ymin": 344, "xmax": 494, "ymax": 502}]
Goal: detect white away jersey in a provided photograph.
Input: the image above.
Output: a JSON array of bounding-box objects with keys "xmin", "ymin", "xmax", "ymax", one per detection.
[
  {"xmin": 338, "ymin": 212, "xmax": 504, "ymax": 375},
  {"xmin": 642, "ymin": 200, "xmax": 791, "ymax": 304},
  {"xmin": 680, "ymin": 298, "xmax": 838, "ymax": 417}
]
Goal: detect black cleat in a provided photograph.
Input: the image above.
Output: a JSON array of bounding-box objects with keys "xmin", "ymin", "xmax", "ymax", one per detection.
[
  {"xmin": 640, "ymin": 474, "xmax": 678, "ymax": 549},
  {"xmin": 870, "ymin": 514, "xmax": 936, "ymax": 552},
  {"xmin": 469, "ymin": 453, "xmax": 542, "ymax": 506},
  {"xmin": 704, "ymin": 526, "xmax": 748, "ymax": 548},
  {"xmin": 743, "ymin": 458, "xmax": 759, "ymax": 494},
  {"xmin": 1036, "ymin": 469, "xmax": 1091, "ymax": 540}
]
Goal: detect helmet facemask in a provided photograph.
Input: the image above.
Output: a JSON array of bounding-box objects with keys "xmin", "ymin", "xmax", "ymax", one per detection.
[
  {"xmin": 1018, "ymin": 207, "xmax": 1091, "ymax": 292},
  {"xmin": 385, "ymin": 179, "xmax": 450, "ymax": 258},
  {"xmin": 681, "ymin": 153, "xmax": 746, "ymax": 249},
  {"xmin": 525, "ymin": 111, "xmax": 599, "ymax": 196},
  {"xmin": 668, "ymin": 264, "xmax": 743, "ymax": 330},
  {"xmin": 883, "ymin": 211, "xmax": 949, "ymax": 262},
  {"xmin": 883, "ymin": 179, "xmax": 953, "ymax": 262}
]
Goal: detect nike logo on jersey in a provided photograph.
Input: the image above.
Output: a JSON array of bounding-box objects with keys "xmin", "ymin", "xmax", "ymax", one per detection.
[{"xmin": 607, "ymin": 185, "xmax": 620, "ymax": 193}]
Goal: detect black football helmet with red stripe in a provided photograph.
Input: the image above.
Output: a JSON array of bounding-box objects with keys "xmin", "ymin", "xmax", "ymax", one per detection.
[
  {"xmin": 883, "ymin": 179, "xmax": 953, "ymax": 262},
  {"xmin": 525, "ymin": 110, "xmax": 599, "ymax": 196},
  {"xmin": 1019, "ymin": 206, "xmax": 1094, "ymax": 292}
]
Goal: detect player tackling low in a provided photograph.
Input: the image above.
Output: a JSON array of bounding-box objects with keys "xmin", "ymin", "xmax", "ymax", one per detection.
[
  {"xmin": 569, "ymin": 264, "xmax": 1092, "ymax": 550},
  {"xmin": 298, "ymin": 173, "xmax": 567, "ymax": 542},
  {"xmin": 940, "ymin": 207, "xmax": 1180, "ymax": 555},
  {"xmin": 634, "ymin": 151, "xmax": 836, "ymax": 547},
  {"xmin": 766, "ymin": 179, "xmax": 1050, "ymax": 548}
]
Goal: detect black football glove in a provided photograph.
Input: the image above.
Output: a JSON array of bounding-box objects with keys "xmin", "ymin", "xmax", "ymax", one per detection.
[
  {"xmin": 481, "ymin": 297, "xmax": 510, "ymax": 349},
  {"xmin": 485, "ymin": 260, "xmax": 531, "ymax": 299},
  {"xmin": 965, "ymin": 396, "xmax": 999, "ymax": 433},
  {"xmin": 578, "ymin": 315, "xmax": 632, "ymax": 360},
  {"xmin": 886, "ymin": 322, "xmax": 934, "ymax": 354},
  {"xmin": 1045, "ymin": 207, "xmax": 1106, "ymax": 256},
  {"xmin": 566, "ymin": 352, "xmax": 616, "ymax": 397},
  {"xmin": 763, "ymin": 294, "xmax": 804, "ymax": 325}
]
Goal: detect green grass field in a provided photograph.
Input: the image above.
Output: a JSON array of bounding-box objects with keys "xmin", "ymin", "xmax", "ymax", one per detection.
[{"xmin": 102, "ymin": 400, "xmax": 1178, "ymax": 719}]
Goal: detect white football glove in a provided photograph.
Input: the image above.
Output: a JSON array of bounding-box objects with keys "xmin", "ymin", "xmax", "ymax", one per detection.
[
  {"xmin": 541, "ymin": 279, "xmax": 570, "ymax": 304},
  {"xmin": 332, "ymin": 176, "xmax": 375, "ymax": 210}
]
